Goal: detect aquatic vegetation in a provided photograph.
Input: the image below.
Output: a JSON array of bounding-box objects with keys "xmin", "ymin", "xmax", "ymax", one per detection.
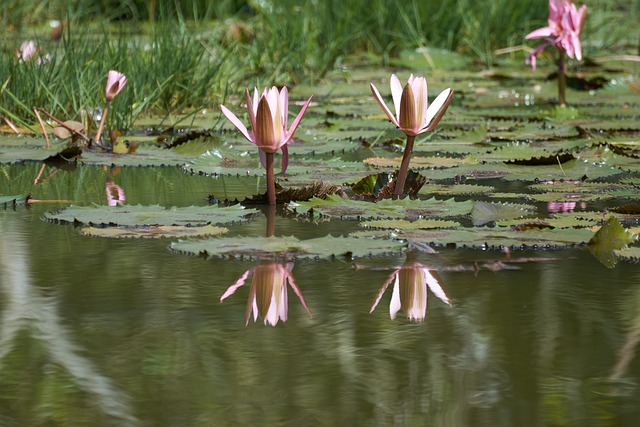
[
  {"xmin": 525, "ymin": 0, "xmax": 587, "ymax": 105},
  {"xmin": 220, "ymin": 262, "xmax": 312, "ymax": 326},
  {"xmin": 370, "ymin": 259, "xmax": 451, "ymax": 322},
  {"xmin": 220, "ymin": 86, "xmax": 313, "ymax": 205},
  {"xmin": 370, "ymin": 74, "xmax": 453, "ymax": 197}
]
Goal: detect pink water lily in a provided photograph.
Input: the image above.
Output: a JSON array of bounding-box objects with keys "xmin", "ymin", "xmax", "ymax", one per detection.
[
  {"xmin": 105, "ymin": 70, "xmax": 128, "ymax": 101},
  {"xmin": 220, "ymin": 86, "xmax": 313, "ymax": 204},
  {"xmin": 370, "ymin": 74, "xmax": 453, "ymax": 137},
  {"xmin": 221, "ymin": 86, "xmax": 312, "ymax": 170},
  {"xmin": 370, "ymin": 261, "xmax": 451, "ymax": 322},
  {"xmin": 525, "ymin": 0, "xmax": 587, "ymax": 71},
  {"xmin": 370, "ymin": 74, "xmax": 453, "ymax": 197},
  {"xmin": 95, "ymin": 70, "xmax": 128, "ymax": 147},
  {"xmin": 220, "ymin": 262, "xmax": 312, "ymax": 326}
]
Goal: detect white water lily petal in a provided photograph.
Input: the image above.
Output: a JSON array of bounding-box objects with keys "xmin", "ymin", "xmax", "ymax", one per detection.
[
  {"xmin": 220, "ymin": 105, "xmax": 253, "ymax": 143},
  {"xmin": 424, "ymin": 88, "xmax": 453, "ymax": 131}
]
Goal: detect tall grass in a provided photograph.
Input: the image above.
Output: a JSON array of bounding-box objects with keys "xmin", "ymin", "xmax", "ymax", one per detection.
[
  {"xmin": 0, "ymin": 21, "xmax": 234, "ymax": 133},
  {"xmin": 1, "ymin": 0, "xmax": 637, "ymax": 134}
]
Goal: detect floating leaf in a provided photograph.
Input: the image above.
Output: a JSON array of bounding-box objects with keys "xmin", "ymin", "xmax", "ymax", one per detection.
[
  {"xmin": 289, "ymin": 194, "xmax": 473, "ymax": 220},
  {"xmin": 471, "ymin": 201, "xmax": 536, "ymax": 226},
  {"xmin": 351, "ymin": 228, "xmax": 595, "ymax": 250},
  {"xmin": 81, "ymin": 225, "xmax": 228, "ymax": 239},
  {"xmin": 613, "ymin": 247, "xmax": 640, "ymax": 262},
  {"xmin": 360, "ymin": 218, "xmax": 460, "ymax": 230},
  {"xmin": 170, "ymin": 235, "xmax": 406, "ymax": 260},
  {"xmin": 0, "ymin": 194, "xmax": 29, "ymax": 207},
  {"xmin": 419, "ymin": 183, "xmax": 495, "ymax": 196},
  {"xmin": 588, "ymin": 217, "xmax": 637, "ymax": 268},
  {"xmin": 45, "ymin": 204, "xmax": 258, "ymax": 226}
]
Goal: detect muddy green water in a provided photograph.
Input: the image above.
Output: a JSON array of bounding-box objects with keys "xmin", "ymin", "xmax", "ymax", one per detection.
[{"xmin": 1, "ymin": 163, "xmax": 639, "ymax": 426}]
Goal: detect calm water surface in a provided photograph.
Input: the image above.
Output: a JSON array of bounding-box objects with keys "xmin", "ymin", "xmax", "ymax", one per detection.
[{"xmin": 1, "ymin": 164, "xmax": 639, "ymax": 426}]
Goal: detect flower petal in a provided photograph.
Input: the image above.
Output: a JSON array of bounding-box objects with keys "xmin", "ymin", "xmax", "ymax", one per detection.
[
  {"xmin": 424, "ymin": 88, "xmax": 454, "ymax": 132},
  {"xmin": 220, "ymin": 104, "xmax": 253, "ymax": 143},
  {"xmin": 370, "ymin": 82, "xmax": 400, "ymax": 128},
  {"xmin": 285, "ymin": 95, "xmax": 313, "ymax": 143},
  {"xmin": 525, "ymin": 26, "xmax": 555, "ymax": 39},
  {"xmin": 390, "ymin": 74, "xmax": 403, "ymax": 122},
  {"xmin": 220, "ymin": 269, "xmax": 252, "ymax": 302}
]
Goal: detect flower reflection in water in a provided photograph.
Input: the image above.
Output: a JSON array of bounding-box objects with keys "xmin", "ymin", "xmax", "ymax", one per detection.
[
  {"xmin": 371, "ymin": 262, "xmax": 451, "ymax": 322},
  {"xmin": 220, "ymin": 262, "xmax": 312, "ymax": 326},
  {"xmin": 105, "ymin": 166, "xmax": 126, "ymax": 206}
]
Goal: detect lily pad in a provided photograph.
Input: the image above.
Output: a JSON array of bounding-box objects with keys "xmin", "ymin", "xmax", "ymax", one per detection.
[
  {"xmin": 360, "ymin": 218, "xmax": 461, "ymax": 230},
  {"xmin": 81, "ymin": 225, "xmax": 228, "ymax": 239},
  {"xmin": 351, "ymin": 227, "xmax": 595, "ymax": 250},
  {"xmin": 44, "ymin": 204, "xmax": 258, "ymax": 226},
  {"xmin": 170, "ymin": 235, "xmax": 406, "ymax": 260},
  {"xmin": 588, "ymin": 217, "xmax": 638, "ymax": 268},
  {"xmin": 471, "ymin": 200, "xmax": 536, "ymax": 226},
  {"xmin": 289, "ymin": 194, "xmax": 474, "ymax": 220},
  {"xmin": 1, "ymin": 194, "xmax": 29, "ymax": 207}
]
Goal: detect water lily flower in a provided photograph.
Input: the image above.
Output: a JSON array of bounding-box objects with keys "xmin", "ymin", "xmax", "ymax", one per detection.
[
  {"xmin": 95, "ymin": 70, "xmax": 128, "ymax": 146},
  {"xmin": 370, "ymin": 74, "xmax": 453, "ymax": 197},
  {"xmin": 370, "ymin": 261, "xmax": 451, "ymax": 322},
  {"xmin": 370, "ymin": 74, "xmax": 453, "ymax": 137},
  {"xmin": 220, "ymin": 86, "xmax": 313, "ymax": 204},
  {"xmin": 525, "ymin": 0, "xmax": 587, "ymax": 72},
  {"xmin": 105, "ymin": 70, "xmax": 127, "ymax": 101},
  {"xmin": 221, "ymin": 86, "xmax": 312, "ymax": 170},
  {"xmin": 17, "ymin": 40, "xmax": 37, "ymax": 61},
  {"xmin": 220, "ymin": 262, "xmax": 312, "ymax": 326}
]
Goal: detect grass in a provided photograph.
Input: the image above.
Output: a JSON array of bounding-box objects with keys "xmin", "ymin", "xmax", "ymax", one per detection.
[{"xmin": 1, "ymin": 0, "xmax": 638, "ymax": 136}]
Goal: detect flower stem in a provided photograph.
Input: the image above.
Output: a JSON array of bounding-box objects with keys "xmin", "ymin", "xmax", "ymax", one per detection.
[
  {"xmin": 393, "ymin": 135, "xmax": 415, "ymax": 198},
  {"xmin": 266, "ymin": 204, "xmax": 276, "ymax": 237},
  {"xmin": 558, "ymin": 50, "xmax": 566, "ymax": 106},
  {"xmin": 265, "ymin": 151, "xmax": 276, "ymax": 205},
  {"xmin": 94, "ymin": 100, "xmax": 110, "ymax": 147}
]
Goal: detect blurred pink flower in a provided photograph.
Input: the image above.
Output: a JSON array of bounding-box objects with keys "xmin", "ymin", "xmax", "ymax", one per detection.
[
  {"xmin": 105, "ymin": 70, "xmax": 127, "ymax": 101},
  {"xmin": 220, "ymin": 86, "xmax": 312, "ymax": 173},
  {"xmin": 370, "ymin": 262, "xmax": 451, "ymax": 322},
  {"xmin": 17, "ymin": 40, "xmax": 37, "ymax": 61},
  {"xmin": 526, "ymin": 0, "xmax": 587, "ymax": 71},
  {"xmin": 220, "ymin": 262, "xmax": 312, "ymax": 326},
  {"xmin": 370, "ymin": 74, "xmax": 453, "ymax": 137}
]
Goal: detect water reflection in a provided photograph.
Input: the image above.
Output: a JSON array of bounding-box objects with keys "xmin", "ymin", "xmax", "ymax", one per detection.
[
  {"xmin": 105, "ymin": 166, "xmax": 126, "ymax": 206},
  {"xmin": 370, "ymin": 257, "xmax": 451, "ymax": 321},
  {"xmin": 0, "ymin": 215, "xmax": 136, "ymax": 425},
  {"xmin": 220, "ymin": 261, "xmax": 312, "ymax": 326}
]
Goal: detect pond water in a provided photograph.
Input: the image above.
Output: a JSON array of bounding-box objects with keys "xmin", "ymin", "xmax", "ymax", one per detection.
[{"xmin": 1, "ymin": 163, "xmax": 640, "ymax": 426}]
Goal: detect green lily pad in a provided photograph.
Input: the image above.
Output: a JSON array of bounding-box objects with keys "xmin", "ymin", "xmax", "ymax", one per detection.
[
  {"xmin": 588, "ymin": 217, "xmax": 638, "ymax": 268},
  {"xmin": 0, "ymin": 194, "xmax": 29, "ymax": 207},
  {"xmin": 351, "ymin": 227, "xmax": 595, "ymax": 250},
  {"xmin": 419, "ymin": 183, "xmax": 495, "ymax": 196},
  {"xmin": 81, "ymin": 224, "xmax": 228, "ymax": 239},
  {"xmin": 360, "ymin": 218, "xmax": 461, "ymax": 230},
  {"xmin": 170, "ymin": 235, "xmax": 406, "ymax": 260},
  {"xmin": 613, "ymin": 247, "xmax": 640, "ymax": 262},
  {"xmin": 44, "ymin": 204, "xmax": 258, "ymax": 226},
  {"xmin": 289, "ymin": 194, "xmax": 473, "ymax": 220},
  {"xmin": 471, "ymin": 200, "xmax": 536, "ymax": 226}
]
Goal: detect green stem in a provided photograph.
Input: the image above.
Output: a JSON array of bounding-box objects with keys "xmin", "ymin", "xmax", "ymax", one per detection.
[
  {"xmin": 94, "ymin": 100, "xmax": 110, "ymax": 147},
  {"xmin": 393, "ymin": 135, "xmax": 415, "ymax": 198},
  {"xmin": 558, "ymin": 50, "xmax": 566, "ymax": 106},
  {"xmin": 265, "ymin": 151, "xmax": 276, "ymax": 205}
]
